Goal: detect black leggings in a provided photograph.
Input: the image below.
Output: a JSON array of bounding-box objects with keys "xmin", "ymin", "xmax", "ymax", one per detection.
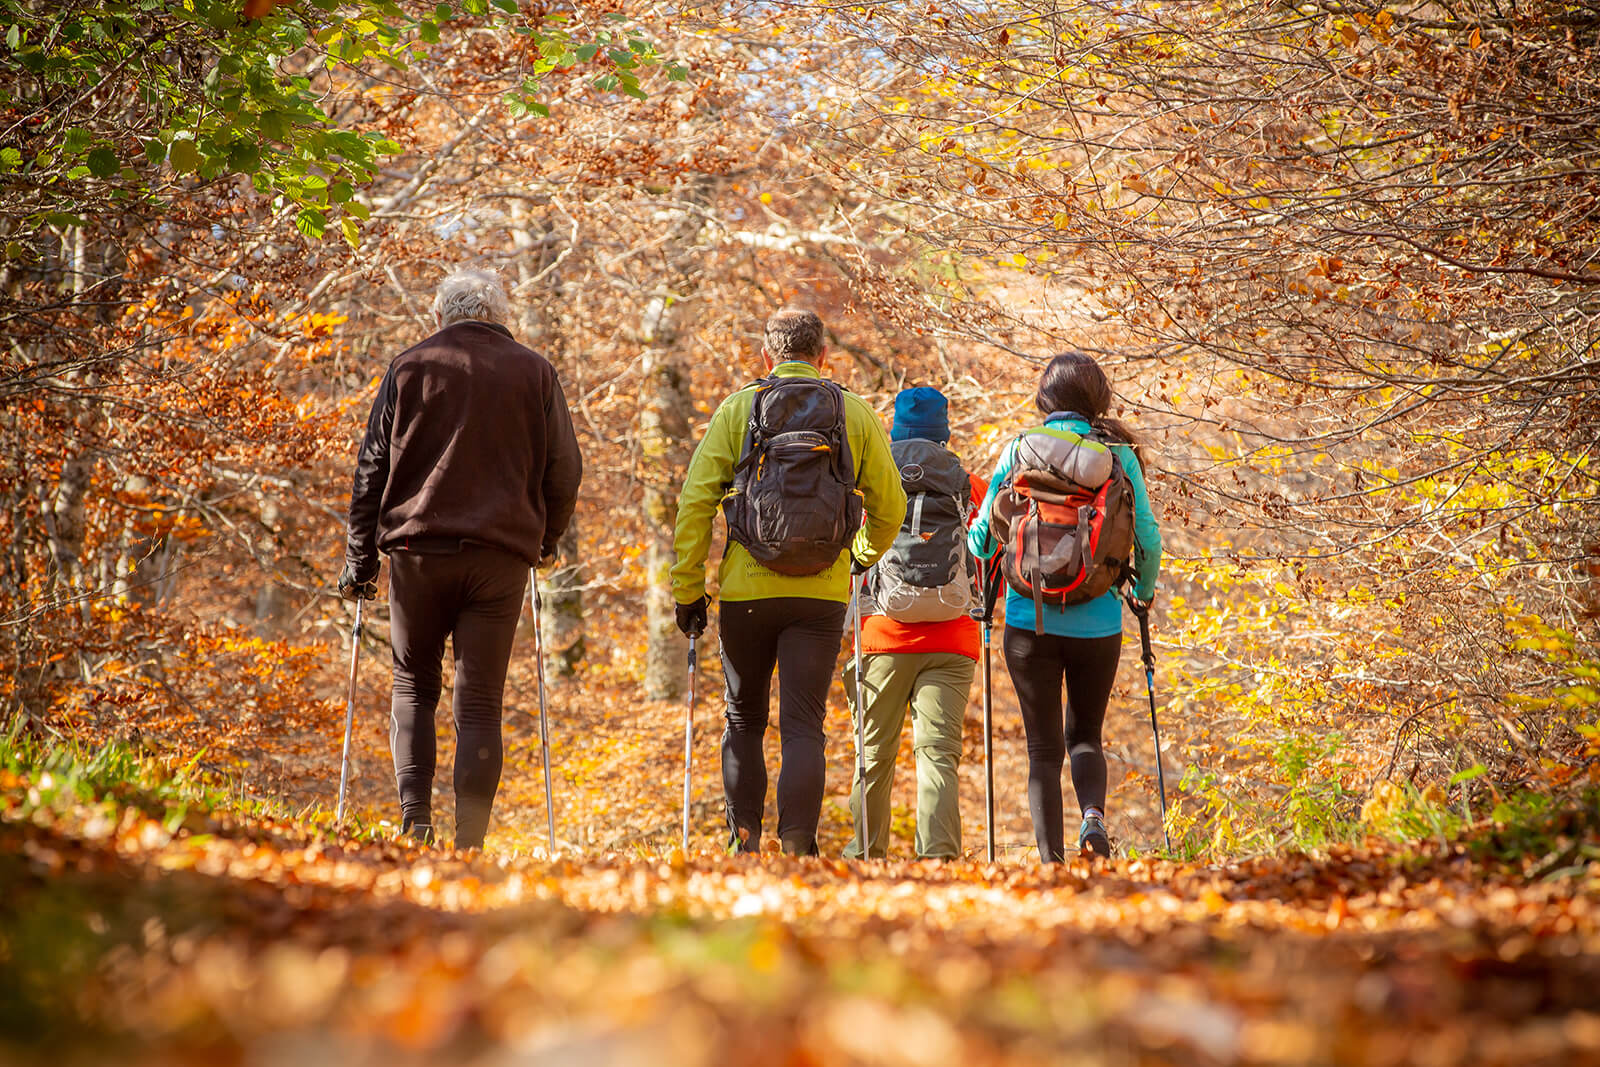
[
  {"xmin": 389, "ymin": 545, "xmax": 528, "ymax": 848},
  {"xmin": 718, "ymin": 597, "xmax": 848, "ymax": 855},
  {"xmin": 1003, "ymin": 628, "xmax": 1122, "ymax": 862}
]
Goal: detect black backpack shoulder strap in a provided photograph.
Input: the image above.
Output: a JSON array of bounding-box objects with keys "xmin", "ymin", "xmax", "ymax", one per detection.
[
  {"xmin": 822, "ymin": 378, "xmax": 853, "ymax": 479},
  {"xmin": 733, "ymin": 376, "xmax": 779, "ymax": 474}
]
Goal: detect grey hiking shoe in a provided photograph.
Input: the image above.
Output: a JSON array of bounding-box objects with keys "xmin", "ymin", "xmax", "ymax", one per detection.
[{"xmin": 1077, "ymin": 814, "xmax": 1110, "ymax": 858}]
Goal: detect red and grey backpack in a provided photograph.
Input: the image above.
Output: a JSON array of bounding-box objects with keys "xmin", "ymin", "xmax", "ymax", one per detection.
[{"xmin": 989, "ymin": 423, "xmax": 1136, "ymax": 631}]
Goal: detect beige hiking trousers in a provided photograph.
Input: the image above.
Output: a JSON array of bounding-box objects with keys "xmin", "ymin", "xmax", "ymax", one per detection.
[{"xmin": 843, "ymin": 650, "xmax": 975, "ymax": 859}]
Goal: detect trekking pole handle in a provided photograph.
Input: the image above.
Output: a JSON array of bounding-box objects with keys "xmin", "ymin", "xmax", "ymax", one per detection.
[
  {"xmin": 979, "ymin": 554, "xmax": 1003, "ymax": 623},
  {"xmin": 1124, "ymin": 591, "xmax": 1156, "ymax": 672}
]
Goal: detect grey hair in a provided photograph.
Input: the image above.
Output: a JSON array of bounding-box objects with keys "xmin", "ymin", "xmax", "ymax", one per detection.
[
  {"xmin": 763, "ymin": 307, "xmax": 825, "ymax": 362},
  {"xmin": 433, "ymin": 268, "xmax": 509, "ymax": 326}
]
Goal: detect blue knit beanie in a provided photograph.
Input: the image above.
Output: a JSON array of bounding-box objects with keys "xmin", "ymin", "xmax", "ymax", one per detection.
[{"xmin": 892, "ymin": 387, "xmax": 950, "ymax": 443}]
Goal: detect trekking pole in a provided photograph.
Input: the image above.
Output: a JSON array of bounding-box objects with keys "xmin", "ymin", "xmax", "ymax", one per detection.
[
  {"xmin": 1126, "ymin": 594, "xmax": 1171, "ymax": 852},
  {"xmin": 530, "ymin": 574, "xmax": 556, "ymax": 855},
  {"xmin": 850, "ymin": 569, "xmax": 870, "ymax": 860},
  {"xmin": 980, "ymin": 557, "xmax": 1002, "ymax": 863},
  {"xmin": 336, "ymin": 599, "xmax": 364, "ymax": 825},
  {"xmin": 681, "ymin": 630, "xmax": 698, "ymax": 855}
]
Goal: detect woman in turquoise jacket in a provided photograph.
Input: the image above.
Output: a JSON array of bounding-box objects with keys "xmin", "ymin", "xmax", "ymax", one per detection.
[{"xmin": 968, "ymin": 352, "xmax": 1162, "ymax": 860}]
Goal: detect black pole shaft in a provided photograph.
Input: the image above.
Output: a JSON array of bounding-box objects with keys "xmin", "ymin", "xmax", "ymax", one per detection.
[
  {"xmin": 1135, "ymin": 607, "xmax": 1171, "ymax": 852},
  {"xmin": 980, "ymin": 555, "xmax": 1002, "ymax": 863}
]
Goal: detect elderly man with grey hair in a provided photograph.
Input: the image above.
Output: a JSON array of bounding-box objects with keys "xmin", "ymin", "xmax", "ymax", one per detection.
[{"xmin": 340, "ymin": 268, "xmax": 583, "ymax": 849}]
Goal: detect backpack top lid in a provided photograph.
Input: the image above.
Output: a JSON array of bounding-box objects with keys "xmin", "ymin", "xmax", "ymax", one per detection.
[
  {"xmin": 1013, "ymin": 423, "xmax": 1115, "ymax": 491},
  {"xmin": 890, "ymin": 437, "xmax": 966, "ymax": 497},
  {"xmin": 749, "ymin": 374, "xmax": 847, "ymax": 437}
]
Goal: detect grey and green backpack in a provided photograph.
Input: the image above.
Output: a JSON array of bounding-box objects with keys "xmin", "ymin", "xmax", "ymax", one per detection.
[{"xmin": 869, "ymin": 439, "xmax": 975, "ymax": 623}]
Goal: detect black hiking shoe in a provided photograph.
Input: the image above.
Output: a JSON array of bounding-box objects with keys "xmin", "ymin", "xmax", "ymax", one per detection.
[
  {"xmin": 726, "ymin": 824, "xmax": 759, "ymax": 855},
  {"xmin": 405, "ymin": 821, "xmax": 436, "ymax": 847},
  {"xmin": 1077, "ymin": 814, "xmax": 1110, "ymax": 858},
  {"xmin": 779, "ymin": 834, "xmax": 819, "ymax": 858}
]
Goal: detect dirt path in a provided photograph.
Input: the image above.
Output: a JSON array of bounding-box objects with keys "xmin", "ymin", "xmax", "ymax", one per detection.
[{"xmin": 3, "ymin": 765, "xmax": 1596, "ymax": 1067}]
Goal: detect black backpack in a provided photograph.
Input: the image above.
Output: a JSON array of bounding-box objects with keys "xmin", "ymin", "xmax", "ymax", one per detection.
[
  {"xmin": 722, "ymin": 376, "xmax": 863, "ymax": 576},
  {"xmin": 870, "ymin": 439, "xmax": 974, "ymax": 622}
]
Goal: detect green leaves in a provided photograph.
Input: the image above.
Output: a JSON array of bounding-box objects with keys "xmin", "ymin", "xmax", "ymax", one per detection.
[
  {"xmin": 0, "ymin": 0, "xmax": 677, "ymax": 248},
  {"xmin": 0, "ymin": 0, "xmax": 424, "ymax": 245},
  {"xmin": 500, "ymin": 19, "xmax": 678, "ymax": 121},
  {"xmin": 294, "ymin": 208, "xmax": 327, "ymax": 240},
  {"xmin": 85, "ymin": 148, "xmax": 119, "ymax": 179},
  {"xmin": 168, "ymin": 139, "xmax": 201, "ymax": 175}
]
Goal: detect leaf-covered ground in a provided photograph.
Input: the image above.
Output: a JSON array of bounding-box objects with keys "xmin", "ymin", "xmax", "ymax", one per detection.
[{"xmin": 3, "ymin": 760, "xmax": 1597, "ymax": 1067}]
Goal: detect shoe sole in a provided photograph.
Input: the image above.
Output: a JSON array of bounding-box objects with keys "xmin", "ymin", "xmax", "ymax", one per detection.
[{"xmin": 1079, "ymin": 834, "xmax": 1110, "ymax": 859}]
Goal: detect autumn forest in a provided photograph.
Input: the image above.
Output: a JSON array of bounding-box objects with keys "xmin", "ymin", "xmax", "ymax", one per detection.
[{"xmin": 2, "ymin": 1, "xmax": 1597, "ymax": 1064}]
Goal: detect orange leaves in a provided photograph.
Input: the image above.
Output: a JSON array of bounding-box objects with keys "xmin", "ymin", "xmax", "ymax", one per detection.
[
  {"xmin": 6, "ymin": 734, "xmax": 1600, "ymax": 1067},
  {"xmin": 7, "ymin": 756, "xmax": 1600, "ymax": 1067}
]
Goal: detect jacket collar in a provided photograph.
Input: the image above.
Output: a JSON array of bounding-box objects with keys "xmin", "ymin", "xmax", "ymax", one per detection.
[
  {"xmin": 441, "ymin": 319, "xmax": 514, "ymax": 341},
  {"xmin": 1044, "ymin": 410, "xmax": 1091, "ymax": 429},
  {"xmin": 770, "ymin": 360, "xmax": 822, "ymax": 380}
]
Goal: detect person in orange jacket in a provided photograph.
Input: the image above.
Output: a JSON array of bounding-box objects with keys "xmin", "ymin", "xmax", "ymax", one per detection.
[{"xmin": 844, "ymin": 387, "xmax": 986, "ymax": 859}]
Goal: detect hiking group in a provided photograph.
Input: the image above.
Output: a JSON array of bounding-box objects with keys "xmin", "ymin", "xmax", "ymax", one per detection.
[{"xmin": 340, "ymin": 270, "xmax": 1163, "ymax": 860}]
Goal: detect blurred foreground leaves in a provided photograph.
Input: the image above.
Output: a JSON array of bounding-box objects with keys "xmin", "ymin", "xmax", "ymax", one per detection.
[{"xmin": 2, "ymin": 760, "xmax": 1598, "ymax": 1067}]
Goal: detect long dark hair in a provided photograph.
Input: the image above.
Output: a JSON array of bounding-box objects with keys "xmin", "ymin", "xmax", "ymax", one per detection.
[{"xmin": 1035, "ymin": 351, "xmax": 1139, "ymax": 449}]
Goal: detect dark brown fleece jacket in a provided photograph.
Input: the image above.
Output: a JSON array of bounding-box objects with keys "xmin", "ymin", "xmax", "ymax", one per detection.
[{"xmin": 344, "ymin": 321, "xmax": 583, "ymax": 575}]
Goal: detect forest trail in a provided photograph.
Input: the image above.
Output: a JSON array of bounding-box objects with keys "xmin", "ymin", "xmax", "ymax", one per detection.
[
  {"xmin": 4, "ymin": 758, "xmax": 1596, "ymax": 1067},
  {"xmin": 349, "ymin": 608, "xmax": 1173, "ymax": 863}
]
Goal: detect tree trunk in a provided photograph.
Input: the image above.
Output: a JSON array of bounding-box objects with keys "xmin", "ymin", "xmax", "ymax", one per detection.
[
  {"xmin": 640, "ymin": 349, "xmax": 693, "ymax": 699},
  {"xmin": 637, "ymin": 176, "xmax": 715, "ymax": 700},
  {"xmin": 542, "ymin": 522, "xmax": 585, "ymax": 679},
  {"xmin": 516, "ymin": 205, "xmax": 587, "ymax": 680}
]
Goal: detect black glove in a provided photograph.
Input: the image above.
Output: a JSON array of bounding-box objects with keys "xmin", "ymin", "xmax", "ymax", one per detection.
[
  {"xmin": 850, "ymin": 553, "xmax": 871, "ymax": 576},
  {"xmin": 1123, "ymin": 591, "xmax": 1154, "ymax": 617},
  {"xmin": 338, "ymin": 562, "xmax": 378, "ymax": 601},
  {"xmin": 536, "ymin": 548, "xmax": 559, "ymax": 573},
  {"xmin": 675, "ymin": 596, "xmax": 708, "ymax": 637}
]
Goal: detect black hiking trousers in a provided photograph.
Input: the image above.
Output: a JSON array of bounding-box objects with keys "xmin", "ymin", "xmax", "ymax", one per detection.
[
  {"xmin": 389, "ymin": 543, "xmax": 528, "ymax": 849},
  {"xmin": 1003, "ymin": 628, "xmax": 1122, "ymax": 863},
  {"xmin": 718, "ymin": 597, "xmax": 849, "ymax": 855}
]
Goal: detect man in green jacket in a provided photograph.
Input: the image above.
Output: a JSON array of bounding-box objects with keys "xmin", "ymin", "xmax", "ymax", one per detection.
[{"xmin": 672, "ymin": 308, "xmax": 906, "ymax": 856}]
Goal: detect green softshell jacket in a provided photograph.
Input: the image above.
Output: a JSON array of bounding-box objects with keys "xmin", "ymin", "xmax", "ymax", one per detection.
[{"xmin": 672, "ymin": 361, "xmax": 908, "ymax": 605}]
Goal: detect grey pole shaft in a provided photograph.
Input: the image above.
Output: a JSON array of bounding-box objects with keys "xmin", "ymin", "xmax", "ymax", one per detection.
[
  {"xmin": 851, "ymin": 571, "xmax": 870, "ymax": 860},
  {"xmin": 530, "ymin": 575, "xmax": 556, "ymax": 854},
  {"xmin": 336, "ymin": 598, "xmax": 363, "ymax": 824},
  {"xmin": 682, "ymin": 632, "xmax": 697, "ymax": 854},
  {"xmin": 982, "ymin": 616, "xmax": 995, "ymax": 863}
]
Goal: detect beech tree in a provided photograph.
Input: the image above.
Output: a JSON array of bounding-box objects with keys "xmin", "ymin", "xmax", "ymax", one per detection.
[{"xmin": 776, "ymin": 0, "xmax": 1597, "ymax": 812}]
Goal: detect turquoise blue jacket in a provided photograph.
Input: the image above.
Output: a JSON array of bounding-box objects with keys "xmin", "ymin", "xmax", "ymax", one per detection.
[{"xmin": 967, "ymin": 414, "xmax": 1162, "ymax": 638}]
